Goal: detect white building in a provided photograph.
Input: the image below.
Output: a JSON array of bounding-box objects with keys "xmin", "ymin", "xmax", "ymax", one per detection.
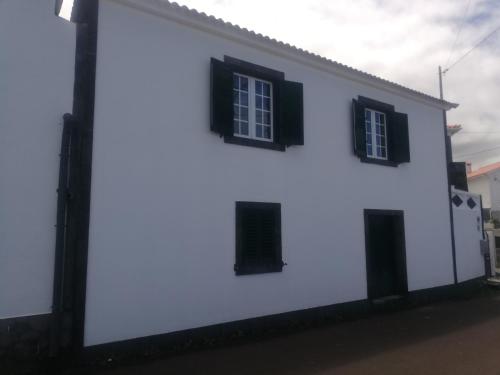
[
  {"xmin": 468, "ymin": 162, "xmax": 500, "ymax": 215},
  {"xmin": 0, "ymin": 0, "xmax": 486, "ymax": 357}
]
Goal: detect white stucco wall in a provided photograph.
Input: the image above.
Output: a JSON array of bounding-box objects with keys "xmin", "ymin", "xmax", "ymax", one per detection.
[
  {"xmin": 468, "ymin": 175, "xmax": 491, "ymax": 209},
  {"xmin": 0, "ymin": 0, "xmax": 75, "ymax": 318},
  {"xmin": 84, "ymin": 0, "xmax": 455, "ymax": 346}
]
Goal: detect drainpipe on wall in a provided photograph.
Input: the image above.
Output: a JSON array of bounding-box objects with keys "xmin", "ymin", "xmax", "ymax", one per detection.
[
  {"xmin": 50, "ymin": 0, "xmax": 99, "ymax": 355},
  {"xmin": 49, "ymin": 114, "xmax": 76, "ymax": 357},
  {"xmin": 439, "ymin": 66, "xmax": 458, "ymax": 284}
]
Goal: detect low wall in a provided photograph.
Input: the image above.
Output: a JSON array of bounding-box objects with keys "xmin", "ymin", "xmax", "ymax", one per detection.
[{"xmin": 451, "ymin": 188, "xmax": 486, "ymax": 282}]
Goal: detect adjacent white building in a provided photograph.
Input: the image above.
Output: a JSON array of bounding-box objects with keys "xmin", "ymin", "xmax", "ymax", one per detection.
[
  {"xmin": 468, "ymin": 162, "xmax": 500, "ymax": 215},
  {"xmin": 0, "ymin": 0, "xmax": 76, "ymax": 320},
  {"xmin": 0, "ymin": 0, "xmax": 486, "ymax": 356}
]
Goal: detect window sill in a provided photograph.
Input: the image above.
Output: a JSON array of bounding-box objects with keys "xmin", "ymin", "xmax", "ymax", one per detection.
[
  {"xmin": 224, "ymin": 136, "xmax": 285, "ymax": 151},
  {"xmin": 360, "ymin": 157, "xmax": 399, "ymax": 167},
  {"xmin": 234, "ymin": 264, "xmax": 284, "ymax": 276}
]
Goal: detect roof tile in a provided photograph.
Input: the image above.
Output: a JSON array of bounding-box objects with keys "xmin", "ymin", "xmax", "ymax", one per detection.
[{"xmin": 468, "ymin": 162, "xmax": 500, "ymax": 179}]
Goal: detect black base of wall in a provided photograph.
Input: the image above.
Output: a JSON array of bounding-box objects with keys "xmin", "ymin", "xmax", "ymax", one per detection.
[
  {"xmin": 1, "ymin": 277, "xmax": 487, "ymax": 372},
  {"xmin": 0, "ymin": 313, "xmax": 51, "ymax": 360},
  {"xmin": 79, "ymin": 277, "xmax": 487, "ymax": 368},
  {"xmin": 82, "ymin": 299, "xmax": 371, "ymax": 366}
]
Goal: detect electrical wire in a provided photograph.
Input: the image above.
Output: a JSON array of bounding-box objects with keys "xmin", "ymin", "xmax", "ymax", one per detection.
[
  {"xmin": 444, "ymin": 24, "xmax": 500, "ymax": 74},
  {"xmin": 454, "ymin": 145, "xmax": 500, "ymax": 158},
  {"xmin": 445, "ymin": 0, "xmax": 473, "ymax": 68}
]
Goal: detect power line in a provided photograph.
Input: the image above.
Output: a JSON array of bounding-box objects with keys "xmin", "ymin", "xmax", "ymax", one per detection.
[
  {"xmin": 455, "ymin": 145, "xmax": 500, "ymax": 158},
  {"xmin": 444, "ymin": 23, "xmax": 500, "ymax": 74},
  {"xmin": 445, "ymin": 0, "xmax": 472, "ymax": 68}
]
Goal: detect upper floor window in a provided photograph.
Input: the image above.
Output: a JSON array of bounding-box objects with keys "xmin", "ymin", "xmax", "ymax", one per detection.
[
  {"xmin": 352, "ymin": 96, "xmax": 410, "ymax": 167},
  {"xmin": 210, "ymin": 56, "xmax": 303, "ymax": 151},
  {"xmin": 233, "ymin": 74, "xmax": 273, "ymax": 142},
  {"xmin": 365, "ymin": 108, "xmax": 388, "ymax": 160}
]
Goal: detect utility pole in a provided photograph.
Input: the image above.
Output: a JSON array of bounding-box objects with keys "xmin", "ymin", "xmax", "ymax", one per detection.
[{"xmin": 439, "ymin": 66, "xmax": 444, "ymax": 100}]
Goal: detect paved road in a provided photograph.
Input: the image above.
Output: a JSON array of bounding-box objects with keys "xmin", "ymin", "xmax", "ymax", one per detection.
[{"xmin": 79, "ymin": 291, "xmax": 500, "ymax": 374}]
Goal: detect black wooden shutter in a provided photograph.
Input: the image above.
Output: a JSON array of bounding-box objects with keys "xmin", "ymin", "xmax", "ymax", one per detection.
[
  {"xmin": 210, "ymin": 58, "xmax": 233, "ymax": 137},
  {"xmin": 388, "ymin": 112, "xmax": 410, "ymax": 163},
  {"xmin": 278, "ymin": 80, "xmax": 304, "ymax": 146},
  {"xmin": 261, "ymin": 204, "xmax": 281, "ymax": 266},
  {"xmin": 352, "ymin": 99, "xmax": 367, "ymax": 157},
  {"xmin": 449, "ymin": 162, "xmax": 468, "ymax": 191},
  {"xmin": 241, "ymin": 208, "xmax": 259, "ymax": 268},
  {"xmin": 235, "ymin": 202, "xmax": 282, "ymax": 275}
]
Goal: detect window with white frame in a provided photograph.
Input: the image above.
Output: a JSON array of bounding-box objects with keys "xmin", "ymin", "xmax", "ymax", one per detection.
[
  {"xmin": 233, "ymin": 73, "xmax": 273, "ymax": 141},
  {"xmin": 365, "ymin": 108, "xmax": 388, "ymax": 160}
]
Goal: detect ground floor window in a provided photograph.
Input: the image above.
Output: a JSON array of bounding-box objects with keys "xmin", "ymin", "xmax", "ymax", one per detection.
[{"xmin": 235, "ymin": 202, "xmax": 283, "ymax": 275}]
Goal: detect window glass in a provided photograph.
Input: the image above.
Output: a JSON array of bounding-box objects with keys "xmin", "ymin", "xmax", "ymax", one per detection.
[
  {"xmin": 365, "ymin": 108, "xmax": 387, "ymax": 160},
  {"xmin": 255, "ymin": 79, "xmax": 272, "ymax": 140},
  {"xmin": 233, "ymin": 75, "xmax": 249, "ymax": 136},
  {"xmin": 233, "ymin": 74, "xmax": 273, "ymax": 141}
]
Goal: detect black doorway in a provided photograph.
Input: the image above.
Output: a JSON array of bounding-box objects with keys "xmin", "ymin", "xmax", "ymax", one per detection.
[{"xmin": 364, "ymin": 209, "xmax": 408, "ymax": 300}]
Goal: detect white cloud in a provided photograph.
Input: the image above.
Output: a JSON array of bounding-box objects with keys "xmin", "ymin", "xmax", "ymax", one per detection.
[{"xmin": 175, "ymin": 0, "xmax": 500, "ymax": 169}]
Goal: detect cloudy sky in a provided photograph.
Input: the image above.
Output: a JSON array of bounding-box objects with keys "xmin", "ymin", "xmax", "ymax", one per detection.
[{"xmin": 175, "ymin": 0, "xmax": 499, "ymax": 169}]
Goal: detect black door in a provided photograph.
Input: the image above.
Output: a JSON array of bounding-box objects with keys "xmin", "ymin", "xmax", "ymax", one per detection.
[{"xmin": 364, "ymin": 210, "xmax": 408, "ymax": 300}]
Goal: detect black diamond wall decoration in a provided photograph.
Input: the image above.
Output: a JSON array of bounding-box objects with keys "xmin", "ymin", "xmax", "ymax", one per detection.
[
  {"xmin": 467, "ymin": 197, "xmax": 477, "ymax": 209},
  {"xmin": 452, "ymin": 195, "xmax": 463, "ymax": 207}
]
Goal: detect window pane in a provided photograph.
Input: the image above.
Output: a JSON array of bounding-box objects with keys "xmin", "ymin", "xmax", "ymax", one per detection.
[
  {"xmin": 263, "ymin": 111, "xmax": 271, "ymax": 125},
  {"xmin": 240, "ymin": 76, "xmax": 248, "ymax": 91},
  {"xmin": 256, "ymin": 95, "xmax": 262, "ymax": 109},
  {"xmin": 240, "ymin": 121, "xmax": 249, "ymax": 135},
  {"xmin": 233, "ymin": 78, "xmax": 273, "ymax": 142},
  {"xmin": 379, "ymin": 113, "xmax": 385, "ymax": 124},
  {"xmin": 263, "ymin": 83, "xmax": 270, "ymax": 96},
  {"xmin": 263, "ymin": 126, "xmax": 271, "ymax": 139},
  {"xmin": 263, "ymin": 97, "xmax": 271, "ymax": 111},
  {"xmin": 255, "ymin": 80, "xmax": 262, "ymax": 95},
  {"xmin": 381, "ymin": 148, "xmax": 386, "ymax": 158},
  {"xmin": 365, "ymin": 109, "xmax": 372, "ymax": 152},
  {"xmin": 241, "ymin": 107, "xmax": 248, "ymax": 121},
  {"xmin": 256, "ymin": 125, "xmax": 263, "ymax": 138},
  {"xmin": 240, "ymin": 92, "xmax": 248, "ymax": 106},
  {"xmin": 256, "ymin": 110, "xmax": 262, "ymax": 124}
]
